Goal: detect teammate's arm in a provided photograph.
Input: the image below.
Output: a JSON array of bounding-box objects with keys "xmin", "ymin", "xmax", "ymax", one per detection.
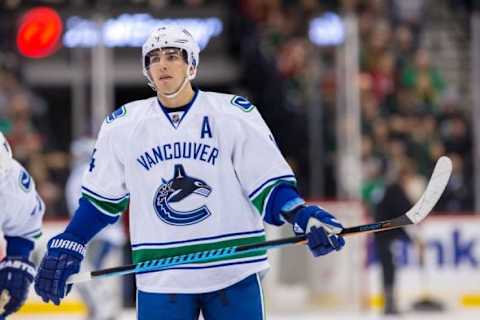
[{"xmin": 0, "ymin": 163, "xmax": 45, "ymax": 317}]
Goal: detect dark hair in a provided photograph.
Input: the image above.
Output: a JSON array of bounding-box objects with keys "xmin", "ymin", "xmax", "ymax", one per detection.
[
  {"xmin": 158, "ymin": 47, "xmax": 188, "ymax": 63},
  {"xmin": 145, "ymin": 47, "xmax": 188, "ymax": 69}
]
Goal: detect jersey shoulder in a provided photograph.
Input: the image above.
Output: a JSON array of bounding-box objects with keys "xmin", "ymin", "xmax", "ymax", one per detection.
[
  {"xmin": 202, "ymin": 91, "xmax": 256, "ymax": 115},
  {"xmin": 7, "ymin": 160, "xmax": 35, "ymax": 194},
  {"xmin": 103, "ymin": 97, "xmax": 156, "ymax": 131},
  {"xmin": 201, "ymin": 91, "xmax": 267, "ymax": 131}
]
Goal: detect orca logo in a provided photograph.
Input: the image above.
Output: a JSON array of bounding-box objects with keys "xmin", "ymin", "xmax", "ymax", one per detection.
[
  {"xmin": 19, "ymin": 170, "xmax": 32, "ymax": 192},
  {"xmin": 153, "ymin": 164, "xmax": 212, "ymax": 226}
]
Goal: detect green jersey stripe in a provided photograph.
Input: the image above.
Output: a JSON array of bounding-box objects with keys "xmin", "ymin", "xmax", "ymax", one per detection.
[
  {"xmin": 82, "ymin": 193, "xmax": 128, "ymax": 216},
  {"xmin": 33, "ymin": 232, "xmax": 42, "ymax": 239},
  {"xmin": 132, "ymin": 234, "xmax": 266, "ymax": 264},
  {"xmin": 250, "ymin": 179, "xmax": 296, "ymax": 216},
  {"xmin": 81, "ymin": 187, "xmax": 129, "ymax": 203}
]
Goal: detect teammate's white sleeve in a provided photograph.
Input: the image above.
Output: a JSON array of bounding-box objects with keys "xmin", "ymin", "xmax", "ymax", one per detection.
[
  {"xmin": 231, "ymin": 108, "xmax": 296, "ymax": 217},
  {"xmin": 81, "ymin": 122, "xmax": 129, "ymax": 217},
  {"xmin": 2, "ymin": 197, "xmax": 44, "ymax": 241},
  {"xmin": 1, "ymin": 162, "xmax": 44, "ymax": 241}
]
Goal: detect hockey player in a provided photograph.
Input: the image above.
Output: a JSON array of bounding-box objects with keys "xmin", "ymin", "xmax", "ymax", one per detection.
[
  {"xmin": 34, "ymin": 26, "xmax": 345, "ymax": 319},
  {"xmin": 0, "ymin": 132, "xmax": 45, "ymax": 319}
]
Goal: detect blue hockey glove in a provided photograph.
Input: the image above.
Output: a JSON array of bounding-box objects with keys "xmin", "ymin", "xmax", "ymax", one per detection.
[
  {"xmin": 34, "ymin": 233, "xmax": 86, "ymax": 305},
  {"xmin": 282, "ymin": 199, "xmax": 345, "ymax": 257},
  {"xmin": 0, "ymin": 257, "xmax": 35, "ymax": 317}
]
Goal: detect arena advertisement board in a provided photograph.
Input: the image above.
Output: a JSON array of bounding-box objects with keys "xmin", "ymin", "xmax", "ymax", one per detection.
[
  {"xmin": 17, "ymin": 213, "xmax": 480, "ymax": 315},
  {"xmin": 264, "ymin": 201, "xmax": 367, "ymax": 312},
  {"xmin": 367, "ymin": 215, "xmax": 480, "ymax": 310}
]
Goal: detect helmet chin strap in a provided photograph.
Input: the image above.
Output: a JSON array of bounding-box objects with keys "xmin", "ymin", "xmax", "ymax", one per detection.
[{"xmin": 158, "ymin": 67, "xmax": 193, "ymax": 99}]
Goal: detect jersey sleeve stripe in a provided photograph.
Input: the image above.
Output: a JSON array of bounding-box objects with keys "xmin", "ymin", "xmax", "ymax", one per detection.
[
  {"xmin": 248, "ymin": 175, "xmax": 296, "ymax": 198},
  {"xmin": 17, "ymin": 229, "xmax": 42, "ymax": 239},
  {"xmin": 249, "ymin": 177, "xmax": 296, "ymax": 216},
  {"xmin": 82, "ymin": 192, "xmax": 129, "ymax": 217},
  {"xmin": 81, "ymin": 186, "xmax": 129, "ymax": 203}
]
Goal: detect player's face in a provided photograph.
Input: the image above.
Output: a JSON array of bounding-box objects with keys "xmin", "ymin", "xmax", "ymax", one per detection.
[{"xmin": 147, "ymin": 48, "xmax": 189, "ymax": 95}]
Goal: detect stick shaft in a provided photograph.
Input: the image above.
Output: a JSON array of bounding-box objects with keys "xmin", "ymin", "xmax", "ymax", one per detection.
[
  {"xmin": 68, "ymin": 157, "xmax": 451, "ymax": 284},
  {"xmin": 69, "ymin": 236, "xmax": 304, "ymax": 283},
  {"xmin": 67, "ymin": 217, "xmax": 408, "ymax": 284},
  {"xmin": 339, "ymin": 215, "xmax": 412, "ymax": 236}
]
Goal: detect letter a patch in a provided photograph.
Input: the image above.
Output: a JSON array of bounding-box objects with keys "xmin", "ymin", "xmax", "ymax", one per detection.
[{"xmin": 201, "ymin": 116, "xmax": 212, "ymax": 139}]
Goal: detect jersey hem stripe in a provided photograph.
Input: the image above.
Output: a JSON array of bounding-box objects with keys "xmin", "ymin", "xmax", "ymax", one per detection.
[
  {"xmin": 131, "ymin": 229, "xmax": 265, "ymax": 248},
  {"xmin": 132, "ymin": 234, "xmax": 266, "ymax": 263},
  {"xmin": 136, "ymin": 257, "xmax": 268, "ymax": 275}
]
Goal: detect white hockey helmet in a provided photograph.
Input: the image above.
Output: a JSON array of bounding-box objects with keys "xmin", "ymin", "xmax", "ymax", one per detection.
[
  {"xmin": 0, "ymin": 132, "xmax": 13, "ymax": 178},
  {"xmin": 142, "ymin": 25, "xmax": 200, "ymax": 88}
]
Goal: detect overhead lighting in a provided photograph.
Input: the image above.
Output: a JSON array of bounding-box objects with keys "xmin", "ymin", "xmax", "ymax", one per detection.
[
  {"xmin": 309, "ymin": 12, "xmax": 344, "ymax": 46},
  {"xmin": 63, "ymin": 14, "xmax": 223, "ymax": 49}
]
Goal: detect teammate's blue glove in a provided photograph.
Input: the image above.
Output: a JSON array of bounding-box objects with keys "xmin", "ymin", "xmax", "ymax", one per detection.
[
  {"xmin": 0, "ymin": 257, "xmax": 36, "ymax": 317},
  {"xmin": 282, "ymin": 199, "xmax": 345, "ymax": 257},
  {"xmin": 34, "ymin": 233, "xmax": 86, "ymax": 305}
]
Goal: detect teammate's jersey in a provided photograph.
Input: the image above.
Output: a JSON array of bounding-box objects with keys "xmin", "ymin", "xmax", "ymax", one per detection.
[
  {"xmin": 82, "ymin": 90, "xmax": 296, "ymax": 293},
  {"xmin": 0, "ymin": 159, "xmax": 44, "ymax": 242}
]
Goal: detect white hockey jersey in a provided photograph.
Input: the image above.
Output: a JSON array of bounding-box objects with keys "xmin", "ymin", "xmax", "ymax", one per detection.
[
  {"xmin": 66, "ymin": 163, "xmax": 125, "ymax": 246},
  {"xmin": 0, "ymin": 160, "xmax": 44, "ymax": 243},
  {"xmin": 82, "ymin": 90, "xmax": 296, "ymax": 293}
]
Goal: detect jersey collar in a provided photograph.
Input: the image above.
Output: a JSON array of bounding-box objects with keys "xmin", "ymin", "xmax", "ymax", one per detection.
[{"xmin": 157, "ymin": 89, "xmax": 199, "ymax": 129}]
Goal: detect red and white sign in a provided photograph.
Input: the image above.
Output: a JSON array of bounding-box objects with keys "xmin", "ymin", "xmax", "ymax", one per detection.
[{"xmin": 17, "ymin": 7, "xmax": 63, "ymax": 58}]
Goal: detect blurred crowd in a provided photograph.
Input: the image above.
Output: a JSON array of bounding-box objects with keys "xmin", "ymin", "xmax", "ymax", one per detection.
[
  {"xmin": 0, "ymin": 0, "xmax": 474, "ymax": 222},
  {"xmin": 353, "ymin": 0, "xmax": 473, "ymax": 212},
  {"xmin": 0, "ymin": 68, "xmax": 70, "ymax": 218},
  {"xmin": 230, "ymin": 0, "xmax": 332, "ymax": 194},
  {"xmin": 231, "ymin": 0, "xmax": 473, "ymax": 212}
]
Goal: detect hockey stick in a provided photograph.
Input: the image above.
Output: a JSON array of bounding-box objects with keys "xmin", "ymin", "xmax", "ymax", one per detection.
[{"xmin": 67, "ymin": 156, "xmax": 452, "ymax": 284}]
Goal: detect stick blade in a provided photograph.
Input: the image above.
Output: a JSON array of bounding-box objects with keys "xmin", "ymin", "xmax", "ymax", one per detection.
[{"xmin": 405, "ymin": 156, "xmax": 452, "ymax": 224}]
